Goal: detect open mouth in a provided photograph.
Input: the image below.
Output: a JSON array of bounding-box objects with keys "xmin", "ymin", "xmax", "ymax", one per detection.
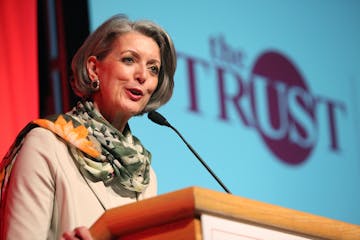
[
  {"xmin": 129, "ymin": 88, "xmax": 143, "ymax": 96},
  {"xmin": 126, "ymin": 88, "xmax": 144, "ymax": 101}
]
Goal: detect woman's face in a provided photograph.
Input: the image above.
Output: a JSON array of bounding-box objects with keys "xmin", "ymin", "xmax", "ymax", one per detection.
[{"xmin": 88, "ymin": 32, "xmax": 161, "ymax": 126}]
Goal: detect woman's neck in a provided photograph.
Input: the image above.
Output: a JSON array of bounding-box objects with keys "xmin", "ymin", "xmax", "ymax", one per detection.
[{"xmin": 93, "ymin": 101, "xmax": 129, "ymax": 133}]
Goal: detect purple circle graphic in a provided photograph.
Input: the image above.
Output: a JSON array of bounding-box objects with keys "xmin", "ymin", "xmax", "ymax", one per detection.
[{"xmin": 250, "ymin": 51, "xmax": 316, "ymax": 165}]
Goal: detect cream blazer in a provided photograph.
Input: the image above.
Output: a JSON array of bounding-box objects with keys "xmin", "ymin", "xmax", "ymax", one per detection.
[{"xmin": 0, "ymin": 127, "xmax": 157, "ymax": 239}]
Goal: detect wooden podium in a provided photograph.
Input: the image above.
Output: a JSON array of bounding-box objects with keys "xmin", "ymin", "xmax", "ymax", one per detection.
[{"xmin": 90, "ymin": 186, "xmax": 360, "ymax": 240}]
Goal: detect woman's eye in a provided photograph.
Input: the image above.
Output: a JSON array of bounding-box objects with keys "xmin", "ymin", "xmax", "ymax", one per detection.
[
  {"xmin": 122, "ymin": 57, "xmax": 134, "ymax": 64},
  {"xmin": 149, "ymin": 65, "xmax": 159, "ymax": 75}
]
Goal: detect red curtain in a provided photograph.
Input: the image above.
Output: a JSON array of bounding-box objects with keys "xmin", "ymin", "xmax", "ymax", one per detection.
[{"xmin": 0, "ymin": 0, "xmax": 38, "ymax": 159}]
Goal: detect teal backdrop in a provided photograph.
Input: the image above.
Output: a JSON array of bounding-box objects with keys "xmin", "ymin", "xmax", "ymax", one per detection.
[{"xmin": 88, "ymin": 0, "xmax": 360, "ymax": 225}]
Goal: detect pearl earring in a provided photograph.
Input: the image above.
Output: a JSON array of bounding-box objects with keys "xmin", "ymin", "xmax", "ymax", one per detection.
[{"xmin": 91, "ymin": 79, "xmax": 100, "ymax": 90}]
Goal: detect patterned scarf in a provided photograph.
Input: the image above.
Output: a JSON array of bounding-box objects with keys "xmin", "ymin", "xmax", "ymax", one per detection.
[{"xmin": 0, "ymin": 101, "xmax": 151, "ymax": 203}]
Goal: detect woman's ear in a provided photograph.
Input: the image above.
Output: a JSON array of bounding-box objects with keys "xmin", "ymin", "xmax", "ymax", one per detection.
[{"xmin": 86, "ymin": 56, "xmax": 99, "ymax": 81}]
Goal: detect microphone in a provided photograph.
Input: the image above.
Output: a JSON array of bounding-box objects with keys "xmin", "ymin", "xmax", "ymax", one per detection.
[{"xmin": 148, "ymin": 111, "xmax": 232, "ymax": 194}]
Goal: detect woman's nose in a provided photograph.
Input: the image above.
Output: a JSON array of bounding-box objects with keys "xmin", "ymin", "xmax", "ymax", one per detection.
[{"xmin": 135, "ymin": 65, "xmax": 146, "ymax": 84}]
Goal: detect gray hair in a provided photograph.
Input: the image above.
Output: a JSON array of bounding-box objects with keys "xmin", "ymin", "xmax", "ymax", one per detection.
[{"xmin": 71, "ymin": 14, "xmax": 176, "ymax": 113}]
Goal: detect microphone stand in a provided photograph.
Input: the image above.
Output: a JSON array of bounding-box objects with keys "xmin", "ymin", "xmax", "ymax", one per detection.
[
  {"xmin": 148, "ymin": 111, "xmax": 232, "ymax": 194},
  {"xmin": 169, "ymin": 124, "xmax": 232, "ymax": 194}
]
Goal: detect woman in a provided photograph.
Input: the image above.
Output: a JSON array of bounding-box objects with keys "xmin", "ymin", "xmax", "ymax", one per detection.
[{"xmin": 0, "ymin": 14, "xmax": 176, "ymax": 239}]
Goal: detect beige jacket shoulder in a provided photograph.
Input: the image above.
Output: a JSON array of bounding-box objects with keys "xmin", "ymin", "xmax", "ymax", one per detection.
[{"xmin": 0, "ymin": 127, "xmax": 157, "ymax": 240}]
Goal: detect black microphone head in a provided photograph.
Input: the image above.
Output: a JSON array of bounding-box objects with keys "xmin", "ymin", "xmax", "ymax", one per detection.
[{"xmin": 148, "ymin": 111, "xmax": 171, "ymax": 127}]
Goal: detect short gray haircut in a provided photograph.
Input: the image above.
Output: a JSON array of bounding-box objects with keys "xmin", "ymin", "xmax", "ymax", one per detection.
[{"xmin": 71, "ymin": 14, "xmax": 176, "ymax": 113}]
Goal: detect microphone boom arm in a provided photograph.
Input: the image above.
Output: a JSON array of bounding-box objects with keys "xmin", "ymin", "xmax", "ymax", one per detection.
[
  {"xmin": 169, "ymin": 124, "xmax": 232, "ymax": 194},
  {"xmin": 147, "ymin": 110, "xmax": 232, "ymax": 194}
]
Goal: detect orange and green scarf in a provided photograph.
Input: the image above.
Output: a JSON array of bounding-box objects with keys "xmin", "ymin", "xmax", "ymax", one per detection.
[{"xmin": 0, "ymin": 101, "xmax": 151, "ymax": 203}]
